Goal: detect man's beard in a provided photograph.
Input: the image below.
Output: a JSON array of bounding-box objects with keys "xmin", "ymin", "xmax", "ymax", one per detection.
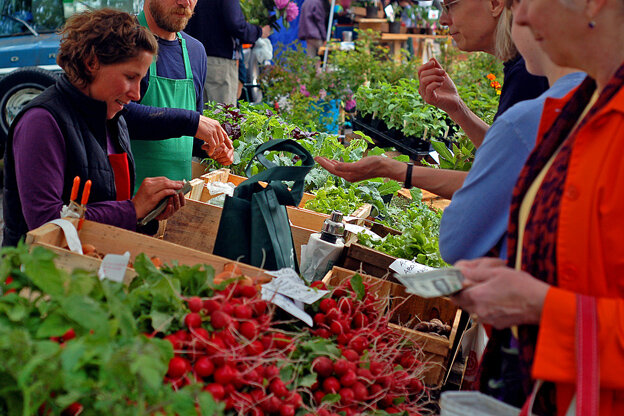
[{"xmin": 149, "ymin": 1, "xmax": 193, "ymax": 33}]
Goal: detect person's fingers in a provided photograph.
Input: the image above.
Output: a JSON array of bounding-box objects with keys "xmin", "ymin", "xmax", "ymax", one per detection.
[{"xmin": 201, "ymin": 143, "xmax": 216, "ymax": 157}]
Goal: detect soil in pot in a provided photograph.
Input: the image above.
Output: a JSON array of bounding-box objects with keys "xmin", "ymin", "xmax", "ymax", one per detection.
[
  {"xmin": 389, "ymin": 20, "xmax": 401, "ymax": 33},
  {"xmin": 366, "ymin": 5, "xmax": 378, "ymax": 18}
]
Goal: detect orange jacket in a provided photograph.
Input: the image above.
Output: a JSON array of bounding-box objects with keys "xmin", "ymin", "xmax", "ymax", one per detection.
[{"xmin": 530, "ymin": 83, "xmax": 624, "ymax": 414}]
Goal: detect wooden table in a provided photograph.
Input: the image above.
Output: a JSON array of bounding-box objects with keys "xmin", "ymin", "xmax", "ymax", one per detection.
[
  {"xmin": 380, "ymin": 33, "xmax": 451, "ymax": 62},
  {"xmin": 354, "ymin": 17, "xmax": 388, "ymax": 33}
]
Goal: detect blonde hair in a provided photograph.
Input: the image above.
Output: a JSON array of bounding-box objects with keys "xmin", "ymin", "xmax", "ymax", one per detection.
[{"xmin": 494, "ymin": 7, "xmax": 518, "ymax": 62}]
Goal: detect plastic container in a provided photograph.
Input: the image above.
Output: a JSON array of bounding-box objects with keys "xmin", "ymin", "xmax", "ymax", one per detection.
[{"xmin": 440, "ymin": 392, "xmax": 520, "ymax": 416}]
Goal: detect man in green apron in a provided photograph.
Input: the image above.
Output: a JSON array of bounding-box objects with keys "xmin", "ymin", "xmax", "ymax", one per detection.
[{"xmin": 130, "ymin": 0, "xmax": 231, "ymax": 193}]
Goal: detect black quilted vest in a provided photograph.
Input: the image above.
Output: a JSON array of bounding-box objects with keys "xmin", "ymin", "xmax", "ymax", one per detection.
[{"xmin": 3, "ymin": 75, "xmax": 136, "ymax": 246}]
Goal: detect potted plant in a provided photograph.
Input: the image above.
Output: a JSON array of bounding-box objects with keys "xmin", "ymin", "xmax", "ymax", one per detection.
[
  {"xmin": 386, "ymin": 2, "xmax": 403, "ymax": 33},
  {"xmin": 360, "ymin": 0, "xmax": 379, "ymax": 18}
]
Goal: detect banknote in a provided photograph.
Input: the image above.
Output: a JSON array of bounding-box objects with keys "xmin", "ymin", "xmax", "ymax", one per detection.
[{"xmin": 394, "ymin": 268, "xmax": 465, "ymax": 298}]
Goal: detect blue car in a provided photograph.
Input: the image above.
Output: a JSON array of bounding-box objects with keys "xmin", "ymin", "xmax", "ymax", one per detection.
[{"xmin": 0, "ymin": 0, "xmax": 140, "ymax": 150}]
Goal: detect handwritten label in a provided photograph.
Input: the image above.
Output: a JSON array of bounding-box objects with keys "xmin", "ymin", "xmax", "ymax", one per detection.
[
  {"xmin": 390, "ymin": 258, "xmax": 435, "ymax": 275},
  {"xmin": 49, "ymin": 219, "xmax": 83, "ymax": 254},
  {"xmin": 98, "ymin": 251, "xmax": 131, "ymax": 283},
  {"xmin": 261, "ymin": 288, "xmax": 314, "ymax": 326},
  {"xmin": 264, "ymin": 270, "xmax": 329, "ymax": 304}
]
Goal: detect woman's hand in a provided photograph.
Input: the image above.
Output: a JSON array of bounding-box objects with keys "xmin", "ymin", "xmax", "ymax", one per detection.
[
  {"xmin": 132, "ymin": 177, "xmax": 186, "ymax": 221},
  {"xmin": 418, "ymin": 58, "xmax": 463, "ymax": 116},
  {"xmin": 315, "ymin": 156, "xmax": 401, "ymax": 183},
  {"xmin": 451, "ymin": 257, "xmax": 550, "ymax": 329},
  {"xmin": 195, "ymin": 115, "xmax": 234, "ymax": 163}
]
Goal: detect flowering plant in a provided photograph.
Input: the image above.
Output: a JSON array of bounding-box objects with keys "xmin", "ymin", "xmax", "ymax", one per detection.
[{"xmin": 240, "ymin": 0, "xmax": 299, "ymax": 30}]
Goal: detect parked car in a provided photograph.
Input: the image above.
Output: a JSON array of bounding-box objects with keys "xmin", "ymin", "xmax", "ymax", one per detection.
[{"xmin": 0, "ymin": 0, "xmax": 141, "ymax": 153}]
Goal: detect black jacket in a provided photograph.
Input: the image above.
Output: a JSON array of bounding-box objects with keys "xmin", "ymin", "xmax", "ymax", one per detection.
[
  {"xmin": 3, "ymin": 75, "xmax": 136, "ymax": 246},
  {"xmin": 185, "ymin": 0, "xmax": 262, "ymax": 60}
]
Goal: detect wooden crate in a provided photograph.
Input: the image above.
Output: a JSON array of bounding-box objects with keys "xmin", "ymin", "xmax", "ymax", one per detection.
[
  {"xmin": 322, "ymin": 266, "xmax": 462, "ymax": 387},
  {"xmin": 341, "ymin": 242, "xmax": 400, "ymax": 282},
  {"xmin": 25, "ymin": 219, "xmax": 270, "ymax": 285},
  {"xmin": 397, "ymin": 187, "xmax": 451, "ymax": 211},
  {"xmin": 161, "ymin": 199, "xmax": 319, "ymax": 265}
]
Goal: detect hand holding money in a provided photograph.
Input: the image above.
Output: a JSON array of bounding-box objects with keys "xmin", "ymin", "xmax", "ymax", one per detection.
[{"xmin": 394, "ymin": 267, "xmax": 466, "ymax": 298}]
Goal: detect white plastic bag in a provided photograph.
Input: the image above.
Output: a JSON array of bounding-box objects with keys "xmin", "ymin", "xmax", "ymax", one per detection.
[{"xmin": 252, "ymin": 38, "xmax": 273, "ymax": 63}]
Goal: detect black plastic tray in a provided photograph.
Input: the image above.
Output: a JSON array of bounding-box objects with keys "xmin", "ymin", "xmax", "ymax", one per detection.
[{"xmin": 352, "ymin": 118, "xmax": 432, "ymax": 160}]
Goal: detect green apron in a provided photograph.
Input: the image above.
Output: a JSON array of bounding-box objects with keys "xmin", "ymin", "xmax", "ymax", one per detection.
[{"xmin": 131, "ymin": 12, "xmax": 196, "ymax": 194}]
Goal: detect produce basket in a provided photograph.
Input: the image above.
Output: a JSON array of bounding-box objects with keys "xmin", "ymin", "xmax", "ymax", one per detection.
[
  {"xmin": 322, "ymin": 266, "xmax": 463, "ymax": 387},
  {"xmin": 25, "ymin": 218, "xmax": 270, "ymax": 285},
  {"xmin": 340, "ymin": 242, "xmax": 401, "ymax": 281}
]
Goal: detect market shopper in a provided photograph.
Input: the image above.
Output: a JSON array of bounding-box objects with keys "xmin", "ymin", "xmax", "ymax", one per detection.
[
  {"xmin": 185, "ymin": 0, "xmax": 272, "ymax": 105},
  {"xmin": 419, "ymin": 0, "xmax": 548, "ymax": 147},
  {"xmin": 452, "ymin": 0, "xmax": 624, "ymax": 414},
  {"xmin": 298, "ymin": 0, "xmax": 331, "ymax": 58},
  {"xmin": 2, "ymin": 10, "xmax": 186, "ymax": 246},
  {"xmin": 128, "ymin": 0, "xmax": 233, "ymax": 193}
]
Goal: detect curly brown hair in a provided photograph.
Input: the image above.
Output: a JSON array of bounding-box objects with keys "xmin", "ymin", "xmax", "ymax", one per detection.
[{"xmin": 57, "ymin": 9, "xmax": 158, "ymax": 88}]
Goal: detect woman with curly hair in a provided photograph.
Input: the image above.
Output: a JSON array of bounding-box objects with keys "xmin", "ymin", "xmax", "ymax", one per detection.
[{"xmin": 3, "ymin": 9, "xmax": 186, "ymax": 245}]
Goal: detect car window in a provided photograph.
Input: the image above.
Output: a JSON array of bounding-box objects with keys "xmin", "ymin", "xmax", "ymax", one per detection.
[{"xmin": 1, "ymin": 0, "xmax": 142, "ymax": 37}]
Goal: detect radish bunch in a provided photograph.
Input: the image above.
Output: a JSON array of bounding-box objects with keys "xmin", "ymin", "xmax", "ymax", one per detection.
[
  {"xmin": 162, "ymin": 282, "xmax": 304, "ymax": 415},
  {"xmin": 158, "ymin": 275, "xmax": 428, "ymax": 415},
  {"xmin": 301, "ymin": 280, "xmax": 427, "ymax": 415}
]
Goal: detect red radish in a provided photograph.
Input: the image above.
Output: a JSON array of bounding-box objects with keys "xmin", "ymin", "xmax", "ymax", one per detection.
[
  {"xmin": 368, "ymin": 383, "xmax": 383, "ymax": 398},
  {"xmin": 245, "ymin": 340, "xmax": 264, "ymax": 356},
  {"xmin": 287, "ymin": 392, "xmax": 303, "ymax": 409},
  {"xmin": 240, "ymin": 285, "xmax": 257, "ymax": 298},
  {"xmin": 329, "ymin": 321, "xmax": 344, "ymax": 335},
  {"xmin": 279, "ymin": 404, "xmax": 295, "ymax": 416},
  {"xmin": 164, "ymin": 334, "xmax": 181, "ymax": 350},
  {"xmin": 313, "ymin": 313, "xmax": 326, "ymax": 326},
  {"xmin": 310, "ymin": 281, "xmax": 327, "ymax": 290},
  {"xmin": 251, "ymin": 300, "xmax": 268, "ymax": 316},
  {"xmin": 184, "ymin": 312, "xmax": 202, "ymax": 328},
  {"xmin": 61, "ymin": 328, "xmax": 76, "ymax": 342},
  {"xmin": 233, "ymin": 304, "xmax": 253, "ymax": 320},
  {"xmin": 315, "ymin": 328, "xmax": 331, "ymax": 339},
  {"xmin": 312, "ymin": 356, "xmax": 333, "ymax": 378},
  {"xmin": 269, "ymin": 378, "xmax": 289, "ymax": 398},
  {"xmin": 352, "ymin": 382, "xmax": 368, "ymax": 401},
  {"xmin": 239, "ymin": 321, "xmax": 258, "ymax": 340},
  {"xmin": 211, "ymin": 310, "xmax": 231, "ymax": 330},
  {"xmin": 319, "ymin": 298, "xmax": 337, "ymax": 313},
  {"xmin": 341, "ymin": 349, "xmax": 359, "ymax": 362},
  {"xmin": 339, "ymin": 387, "xmax": 355, "ymax": 405},
  {"xmin": 324, "ymin": 307, "xmax": 341, "ymax": 322},
  {"xmin": 194, "ymin": 357, "xmax": 215, "ymax": 378},
  {"xmin": 339, "ymin": 370, "xmax": 357, "ymax": 387},
  {"xmin": 370, "ymin": 361, "xmax": 384, "ymax": 376},
  {"xmin": 352, "ymin": 312, "xmax": 369, "ymax": 329},
  {"xmin": 260, "ymin": 396, "xmax": 281, "ymax": 414},
  {"xmin": 187, "ymin": 296, "xmax": 202, "ymax": 313},
  {"xmin": 322, "ymin": 376, "xmax": 340, "ymax": 394},
  {"xmin": 167, "ymin": 356, "xmax": 189, "ymax": 378},
  {"xmin": 214, "ymin": 365, "xmax": 239, "ymax": 385},
  {"xmin": 61, "ymin": 402, "xmax": 83, "ymax": 416},
  {"xmin": 203, "ymin": 299, "xmax": 220, "ymax": 314},
  {"xmin": 205, "ymin": 335, "xmax": 226, "ymax": 355},
  {"xmin": 333, "ymin": 359, "xmax": 354, "ymax": 377},
  {"xmin": 338, "ymin": 297, "xmax": 353, "ymax": 314},
  {"xmin": 356, "ymin": 368, "xmax": 374, "ymax": 383},
  {"xmin": 264, "ymin": 365, "xmax": 280, "ymax": 380},
  {"xmin": 221, "ymin": 302, "xmax": 234, "ymax": 315},
  {"xmin": 349, "ymin": 336, "xmax": 368, "ymax": 354},
  {"xmin": 409, "ymin": 377, "xmax": 424, "ymax": 393},
  {"xmin": 313, "ymin": 389, "xmax": 325, "ymax": 404}
]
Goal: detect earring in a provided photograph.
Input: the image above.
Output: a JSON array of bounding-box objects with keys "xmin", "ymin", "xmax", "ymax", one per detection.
[{"xmin": 588, "ymin": 20, "xmax": 596, "ymax": 28}]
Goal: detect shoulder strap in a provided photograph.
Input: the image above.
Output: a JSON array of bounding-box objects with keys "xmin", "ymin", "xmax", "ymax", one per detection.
[
  {"xmin": 236, "ymin": 139, "xmax": 314, "ymax": 206},
  {"xmin": 575, "ymin": 294, "xmax": 599, "ymax": 416}
]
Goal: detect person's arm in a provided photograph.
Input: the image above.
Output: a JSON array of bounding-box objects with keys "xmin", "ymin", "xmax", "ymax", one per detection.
[
  {"xmin": 124, "ymin": 103, "xmax": 199, "ymax": 141},
  {"xmin": 439, "ymin": 118, "xmax": 530, "ymax": 263},
  {"xmin": 13, "ymin": 108, "xmax": 137, "ymax": 231},
  {"xmin": 314, "ymin": 156, "xmax": 466, "ymax": 199},
  {"xmin": 418, "ymin": 58, "xmax": 490, "ymax": 147},
  {"xmin": 222, "ymin": 0, "xmax": 263, "ymax": 43}
]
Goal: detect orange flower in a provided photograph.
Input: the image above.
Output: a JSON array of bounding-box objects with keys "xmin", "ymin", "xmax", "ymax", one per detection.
[
  {"xmin": 491, "ymin": 81, "xmax": 501, "ymax": 89},
  {"xmin": 487, "ymin": 73, "xmax": 496, "ymax": 81},
  {"xmin": 496, "ymin": 90, "xmax": 502, "ymax": 95}
]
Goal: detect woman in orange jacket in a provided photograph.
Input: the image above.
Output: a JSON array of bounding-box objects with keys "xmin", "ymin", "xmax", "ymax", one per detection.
[{"xmin": 451, "ymin": 0, "xmax": 624, "ymax": 414}]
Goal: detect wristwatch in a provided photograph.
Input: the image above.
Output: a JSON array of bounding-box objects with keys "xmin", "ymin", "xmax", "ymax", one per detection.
[{"xmin": 404, "ymin": 162, "xmax": 414, "ymax": 189}]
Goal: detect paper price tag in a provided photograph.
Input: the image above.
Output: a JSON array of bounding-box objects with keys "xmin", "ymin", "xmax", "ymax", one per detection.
[
  {"xmin": 263, "ymin": 275, "xmax": 329, "ymax": 304},
  {"xmin": 390, "ymin": 258, "xmax": 435, "ymax": 275},
  {"xmin": 98, "ymin": 251, "xmax": 131, "ymax": 283},
  {"xmin": 261, "ymin": 287, "xmax": 313, "ymax": 326},
  {"xmin": 49, "ymin": 219, "xmax": 82, "ymax": 254}
]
